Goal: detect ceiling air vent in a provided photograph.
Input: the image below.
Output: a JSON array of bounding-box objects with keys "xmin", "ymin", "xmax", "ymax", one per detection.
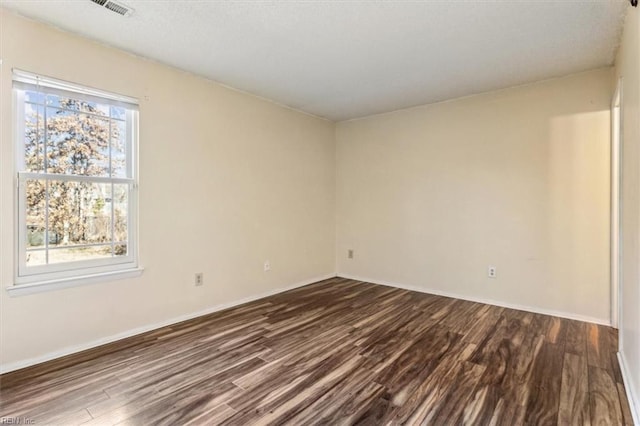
[{"xmin": 89, "ymin": 0, "xmax": 134, "ymax": 17}]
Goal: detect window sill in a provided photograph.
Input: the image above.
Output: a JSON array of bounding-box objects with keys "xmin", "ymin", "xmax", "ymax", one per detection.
[{"xmin": 7, "ymin": 267, "xmax": 144, "ymax": 297}]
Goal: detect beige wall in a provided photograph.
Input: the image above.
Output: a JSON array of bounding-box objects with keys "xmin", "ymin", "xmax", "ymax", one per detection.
[
  {"xmin": 336, "ymin": 69, "xmax": 612, "ymax": 324},
  {"xmin": 615, "ymin": 6, "xmax": 640, "ymax": 421},
  {"xmin": 0, "ymin": 10, "xmax": 336, "ymax": 370}
]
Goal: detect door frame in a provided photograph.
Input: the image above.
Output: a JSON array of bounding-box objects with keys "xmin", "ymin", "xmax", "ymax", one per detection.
[{"xmin": 611, "ymin": 77, "xmax": 622, "ymax": 336}]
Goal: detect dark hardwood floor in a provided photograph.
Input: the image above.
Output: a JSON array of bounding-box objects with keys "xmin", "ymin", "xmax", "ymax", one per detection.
[{"xmin": 0, "ymin": 277, "xmax": 633, "ymax": 425}]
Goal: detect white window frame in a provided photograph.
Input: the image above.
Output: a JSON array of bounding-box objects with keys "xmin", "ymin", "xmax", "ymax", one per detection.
[{"xmin": 10, "ymin": 70, "xmax": 142, "ymax": 295}]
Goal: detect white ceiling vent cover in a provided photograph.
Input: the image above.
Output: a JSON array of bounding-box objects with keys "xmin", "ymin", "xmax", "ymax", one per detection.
[{"xmin": 89, "ymin": 0, "xmax": 133, "ymax": 17}]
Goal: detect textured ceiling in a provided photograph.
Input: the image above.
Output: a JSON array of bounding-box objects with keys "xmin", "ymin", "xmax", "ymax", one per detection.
[{"xmin": 0, "ymin": 1, "xmax": 628, "ymax": 121}]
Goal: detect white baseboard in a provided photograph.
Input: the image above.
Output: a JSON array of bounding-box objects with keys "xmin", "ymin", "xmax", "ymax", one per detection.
[
  {"xmin": 0, "ymin": 273, "xmax": 337, "ymax": 375},
  {"xmin": 1, "ymin": 272, "xmax": 614, "ymax": 375},
  {"xmin": 618, "ymin": 351, "xmax": 640, "ymax": 425},
  {"xmin": 337, "ymin": 273, "xmax": 611, "ymax": 326}
]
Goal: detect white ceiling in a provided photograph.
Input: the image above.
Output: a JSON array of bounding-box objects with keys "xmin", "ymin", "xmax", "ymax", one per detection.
[{"xmin": 1, "ymin": 0, "xmax": 628, "ymax": 121}]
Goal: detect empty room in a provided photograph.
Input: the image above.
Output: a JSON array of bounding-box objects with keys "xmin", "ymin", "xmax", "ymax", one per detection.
[{"xmin": 0, "ymin": 0, "xmax": 639, "ymax": 424}]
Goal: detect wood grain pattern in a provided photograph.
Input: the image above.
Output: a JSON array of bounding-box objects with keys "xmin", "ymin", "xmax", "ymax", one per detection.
[
  {"xmin": 587, "ymin": 323, "xmax": 613, "ymax": 370},
  {"xmin": 558, "ymin": 352, "xmax": 590, "ymax": 425},
  {"xmin": 523, "ymin": 341, "xmax": 564, "ymax": 425},
  {"xmin": 0, "ymin": 277, "xmax": 631, "ymax": 425},
  {"xmin": 589, "ymin": 366, "xmax": 623, "ymax": 425}
]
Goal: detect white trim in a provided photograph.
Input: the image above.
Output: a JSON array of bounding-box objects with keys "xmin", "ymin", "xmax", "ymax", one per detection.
[
  {"xmin": 13, "ymin": 87, "xmax": 22, "ymax": 284},
  {"xmin": 7, "ymin": 267, "xmax": 145, "ymax": 296},
  {"xmin": 337, "ymin": 274, "xmax": 611, "ymax": 326},
  {"xmin": 0, "ymin": 273, "xmax": 337, "ymax": 374},
  {"xmin": 17, "ymin": 172, "xmax": 134, "ymax": 185},
  {"xmin": 13, "ymin": 68, "xmax": 139, "ymax": 109},
  {"xmin": 618, "ymin": 351, "xmax": 640, "ymax": 425},
  {"xmin": 611, "ymin": 78, "xmax": 622, "ymax": 330}
]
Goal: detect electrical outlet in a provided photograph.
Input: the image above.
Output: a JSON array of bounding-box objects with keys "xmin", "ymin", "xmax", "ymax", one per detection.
[
  {"xmin": 487, "ymin": 266, "xmax": 497, "ymax": 279},
  {"xmin": 264, "ymin": 260, "xmax": 271, "ymax": 272},
  {"xmin": 195, "ymin": 272, "xmax": 204, "ymax": 286},
  {"xmin": 348, "ymin": 249, "xmax": 354, "ymax": 259}
]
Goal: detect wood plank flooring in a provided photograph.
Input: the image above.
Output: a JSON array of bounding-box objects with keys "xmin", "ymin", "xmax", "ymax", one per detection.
[{"xmin": 0, "ymin": 278, "xmax": 633, "ymax": 425}]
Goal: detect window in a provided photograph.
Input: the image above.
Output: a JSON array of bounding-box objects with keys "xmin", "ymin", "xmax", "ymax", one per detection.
[{"xmin": 13, "ymin": 70, "xmax": 140, "ymax": 291}]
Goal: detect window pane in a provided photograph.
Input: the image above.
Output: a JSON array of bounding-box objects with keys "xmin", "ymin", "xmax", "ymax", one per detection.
[
  {"xmin": 48, "ymin": 245, "xmax": 112, "ymax": 264},
  {"xmin": 26, "ymin": 250, "xmax": 46, "ymax": 267},
  {"xmin": 111, "ymin": 119, "xmax": 127, "ymax": 177},
  {"xmin": 113, "ymin": 184, "xmax": 128, "ymax": 242},
  {"xmin": 46, "ymin": 93, "xmax": 61, "ymax": 108},
  {"xmin": 111, "ymin": 106, "xmax": 126, "ymax": 120},
  {"xmin": 24, "ymin": 103, "xmax": 45, "ymax": 172},
  {"xmin": 25, "ymin": 179, "xmax": 46, "ymax": 249},
  {"xmin": 115, "ymin": 243, "xmax": 127, "ymax": 257},
  {"xmin": 16, "ymin": 80, "xmax": 137, "ymax": 281},
  {"xmin": 46, "ymin": 107, "xmax": 110, "ymax": 176},
  {"xmin": 25, "ymin": 91, "xmax": 45, "ymax": 104},
  {"xmin": 48, "ymin": 180, "xmax": 112, "ymax": 247},
  {"xmin": 48, "ymin": 94, "xmax": 110, "ymax": 116}
]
